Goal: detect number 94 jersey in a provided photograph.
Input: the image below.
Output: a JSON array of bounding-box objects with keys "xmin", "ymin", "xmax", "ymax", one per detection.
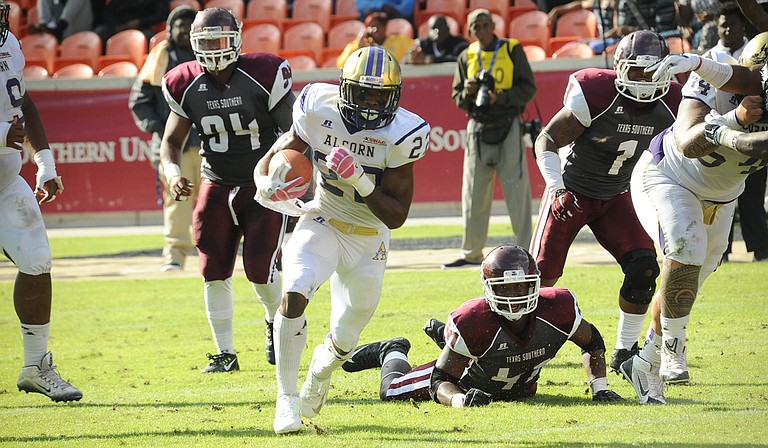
[{"xmin": 294, "ymin": 82, "xmax": 430, "ymax": 228}]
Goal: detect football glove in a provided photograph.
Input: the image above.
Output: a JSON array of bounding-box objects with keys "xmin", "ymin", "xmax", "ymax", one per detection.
[
  {"xmin": 255, "ymin": 163, "xmax": 309, "ymax": 202},
  {"xmin": 592, "ymin": 389, "xmax": 624, "ymax": 402},
  {"xmin": 463, "ymin": 388, "xmax": 493, "ymax": 407},
  {"xmin": 325, "ymin": 146, "xmax": 375, "ymax": 197},
  {"xmin": 551, "ymin": 189, "xmax": 582, "ymax": 222},
  {"xmin": 646, "ymin": 53, "xmax": 700, "ymax": 82}
]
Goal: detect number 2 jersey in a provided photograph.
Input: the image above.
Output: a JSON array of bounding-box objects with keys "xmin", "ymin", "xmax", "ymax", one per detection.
[
  {"xmin": 294, "ymin": 82, "xmax": 430, "ymax": 228},
  {"xmin": 162, "ymin": 53, "xmax": 294, "ymax": 186},
  {"xmin": 649, "ymin": 51, "xmax": 768, "ymax": 202},
  {"xmin": 446, "ymin": 289, "xmax": 582, "ymax": 399},
  {"xmin": 562, "ymin": 68, "xmax": 682, "ymax": 200}
]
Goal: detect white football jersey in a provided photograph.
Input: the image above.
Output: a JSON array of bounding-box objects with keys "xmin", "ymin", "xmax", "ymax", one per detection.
[
  {"xmin": 0, "ymin": 33, "xmax": 27, "ymax": 186},
  {"xmin": 293, "ymin": 83, "xmax": 430, "ymax": 227},
  {"xmin": 654, "ymin": 51, "xmax": 768, "ymax": 202}
]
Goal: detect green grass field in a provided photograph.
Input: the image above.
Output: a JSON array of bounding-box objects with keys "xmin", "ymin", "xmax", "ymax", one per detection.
[{"xmin": 1, "ymin": 233, "xmax": 767, "ymax": 447}]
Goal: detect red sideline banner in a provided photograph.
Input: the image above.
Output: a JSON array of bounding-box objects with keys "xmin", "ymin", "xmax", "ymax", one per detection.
[{"xmin": 20, "ymin": 63, "xmax": 591, "ymax": 214}]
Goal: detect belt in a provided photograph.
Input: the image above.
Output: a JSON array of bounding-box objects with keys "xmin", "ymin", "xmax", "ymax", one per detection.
[{"xmin": 328, "ymin": 218, "xmax": 378, "ymax": 236}]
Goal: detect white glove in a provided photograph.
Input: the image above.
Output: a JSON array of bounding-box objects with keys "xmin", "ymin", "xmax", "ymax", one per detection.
[
  {"xmin": 33, "ymin": 149, "xmax": 63, "ymax": 203},
  {"xmin": 255, "ymin": 163, "xmax": 309, "ymax": 202},
  {"xmin": 646, "ymin": 53, "xmax": 700, "ymax": 82},
  {"xmin": 705, "ymin": 109, "xmax": 741, "ymax": 129},
  {"xmin": 325, "ymin": 146, "xmax": 375, "ymax": 197}
]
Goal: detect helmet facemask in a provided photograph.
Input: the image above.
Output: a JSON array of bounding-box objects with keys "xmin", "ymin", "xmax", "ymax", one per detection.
[
  {"xmin": 339, "ymin": 47, "xmax": 402, "ymax": 130},
  {"xmin": 482, "ymin": 269, "xmax": 540, "ymax": 321},
  {"xmin": 190, "ymin": 23, "xmax": 241, "ymax": 72},
  {"xmin": 615, "ymin": 55, "xmax": 671, "ymax": 103},
  {"xmin": 0, "ymin": 1, "xmax": 10, "ymax": 46}
]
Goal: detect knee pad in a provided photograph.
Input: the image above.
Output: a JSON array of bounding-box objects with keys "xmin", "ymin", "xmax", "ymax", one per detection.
[{"xmin": 619, "ymin": 250, "xmax": 659, "ymax": 305}]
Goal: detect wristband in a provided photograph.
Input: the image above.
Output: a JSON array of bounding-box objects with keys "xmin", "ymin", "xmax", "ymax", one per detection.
[
  {"xmin": 354, "ymin": 174, "xmax": 375, "ymax": 197},
  {"xmin": 695, "ymin": 57, "xmax": 733, "ymax": 89},
  {"xmin": 33, "ymin": 149, "xmax": 58, "ymax": 189},
  {"xmin": 721, "ymin": 109, "xmax": 742, "ymax": 129},
  {"xmin": 164, "ymin": 163, "xmax": 182, "ymax": 184},
  {"xmin": 590, "ymin": 377, "xmax": 608, "ymax": 395},
  {"xmin": 450, "ymin": 394, "xmax": 466, "ymax": 408},
  {"xmin": 536, "ymin": 150, "xmax": 565, "ymax": 194},
  {"xmin": 714, "ymin": 127, "xmax": 743, "ymax": 149}
]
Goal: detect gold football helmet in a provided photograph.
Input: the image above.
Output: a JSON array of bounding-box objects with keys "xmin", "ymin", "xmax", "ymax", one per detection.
[
  {"xmin": 190, "ymin": 8, "xmax": 242, "ymax": 72},
  {"xmin": 339, "ymin": 47, "xmax": 402, "ymax": 130},
  {"xmin": 739, "ymin": 32, "xmax": 768, "ymax": 67}
]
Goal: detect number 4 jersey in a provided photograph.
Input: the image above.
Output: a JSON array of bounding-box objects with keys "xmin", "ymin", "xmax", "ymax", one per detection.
[
  {"xmin": 293, "ymin": 82, "xmax": 430, "ymax": 228},
  {"xmin": 162, "ymin": 53, "xmax": 294, "ymax": 186}
]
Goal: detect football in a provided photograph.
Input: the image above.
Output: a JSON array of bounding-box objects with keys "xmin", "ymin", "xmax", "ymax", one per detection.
[{"xmin": 269, "ymin": 149, "xmax": 313, "ymax": 187}]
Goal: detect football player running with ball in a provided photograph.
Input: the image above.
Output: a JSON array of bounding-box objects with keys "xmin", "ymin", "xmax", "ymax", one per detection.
[
  {"xmin": 255, "ymin": 47, "xmax": 430, "ymax": 434},
  {"xmin": 160, "ymin": 8, "xmax": 296, "ymax": 373},
  {"xmin": 341, "ymin": 246, "xmax": 623, "ymax": 407},
  {"xmin": 0, "ymin": 0, "xmax": 82, "ymax": 402},
  {"xmin": 620, "ymin": 32, "xmax": 768, "ymax": 404},
  {"xmin": 530, "ymin": 30, "xmax": 681, "ymax": 377}
]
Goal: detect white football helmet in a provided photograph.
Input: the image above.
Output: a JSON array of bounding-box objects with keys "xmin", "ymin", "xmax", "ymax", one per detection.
[
  {"xmin": 190, "ymin": 8, "xmax": 242, "ymax": 72},
  {"xmin": 481, "ymin": 246, "xmax": 541, "ymax": 321},
  {"xmin": 614, "ymin": 30, "xmax": 671, "ymax": 103}
]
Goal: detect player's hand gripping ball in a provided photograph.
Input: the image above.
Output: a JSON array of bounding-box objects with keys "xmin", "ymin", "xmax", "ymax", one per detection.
[{"xmin": 259, "ymin": 149, "xmax": 312, "ymax": 201}]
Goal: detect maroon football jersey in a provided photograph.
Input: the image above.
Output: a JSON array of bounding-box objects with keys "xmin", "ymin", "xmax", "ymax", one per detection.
[
  {"xmin": 562, "ymin": 68, "xmax": 682, "ymax": 200},
  {"xmin": 163, "ymin": 53, "xmax": 293, "ymax": 186},
  {"xmin": 446, "ymin": 289, "xmax": 581, "ymax": 400}
]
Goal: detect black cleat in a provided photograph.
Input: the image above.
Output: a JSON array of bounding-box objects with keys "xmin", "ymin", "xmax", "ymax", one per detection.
[
  {"xmin": 423, "ymin": 318, "xmax": 446, "ymax": 349},
  {"xmin": 342, "ymin": 337, "xmax": 411, "ymax": 372},
  {"xmin": 265, "ymin": 320, "xmax": 275, "ymax": 366},
  {"xmin": 201, "ymin": 352, "xmax": 239, "ymax": 373},
  {"xmin": 609, "ymin": 342, "xmax": 638, "ymax": 373}
]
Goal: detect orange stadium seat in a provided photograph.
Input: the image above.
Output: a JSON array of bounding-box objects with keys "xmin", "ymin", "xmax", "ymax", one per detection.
[
  {"xmin": 20, "ymin": 33, "xmax": 58, "ymax": 74},
  {"xmin": 205, "ymin": 0, "xmax": 245, "ymax": 20},
  {"xmin": 23, "ymin": 64, "xmax": 49, "ymax": 79},
  {"xmin": 417, "ymin": 0, "xmax": 466, "ymax": 27},
  {"xmin": 98, "ymin": 61, "xmax": 139, "ymax": 77},
  {"xmin": 386, "ymin": 18, "xmax": 414, "ymax": 38},
  {"xmin": 286, "ymin": 0, "xmax": 333, "ymax": 32},
  {"xmin": 243, "ymin": 0, "xmax": 287, "ymax": 31},
  {"xmin": 327, "ymin": 20, "xmax": 364, "ymax": 49},
  {"xmin": 98, "ymin": 29, "xmax": 147, "ymax": 71},
  {"xmin": 170, "ymin": 0, "xmax": 202, "ymax": 10},
  {"xmin": 508, "ymin": 0, "xmax": 537, "ymax": 22},
  {"xmin": 508, "ymin": 10, "xmax": 549, "ymax": 50},
  {"xmin": 52, "ymin": 63, "xmax": 94, "ymax": 78},
  {"xmin": 548, "ymin": 9, "xmax": 596, "ymax": 55},
  {"xmin": 417, "ymin": 15, "xmax": 460, "ymax": 39},
  {"xmin": 468, "ymin": 0, "xmax": 509, "ymax": 23},
  {"xmin": 522, "ymin": 44, "xmax": 546, "ymax": 61},
  {"xmin": 56, "ymin": 31, "xmax": 102, "ymax": 72},
  {"xmin": 7, "ymin": 1, "xmax": 22, "ymax": 38},
  {"xmin": 332, "ymin": 0, "xmax": 359, "ymax": 27},
  {"xmin": 282, "ymin": 21, "xmax": 324, "ymax": 63},
  {"xmin": 286, "ymin": 54, "xmax": 318, "ymax": 70},
  {"xmin": 551, "ymin": 41, "xmax": 594, "ymax": 58},
  {"xmin": 242, "ymin": 23, "xmax": 281, "ymax": 54},
  {"xmin": 26, "ymin": 5, "xmax": 38, "ymax": 29},
  {"xmin": 149, "ymin": 30, "xmax": 168, "ymax": 51}
]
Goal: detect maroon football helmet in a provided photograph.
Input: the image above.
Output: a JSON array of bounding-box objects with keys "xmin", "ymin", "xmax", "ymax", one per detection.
[
  {"xmin": 481, "ymin": 246, "xmax": 541, "ymax": 321},
  {"xmin": 614, "ymin": 30, "xmax": 671, "ymax": 103}
]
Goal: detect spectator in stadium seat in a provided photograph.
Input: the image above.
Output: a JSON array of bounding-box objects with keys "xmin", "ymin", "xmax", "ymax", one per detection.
[
  {"xmin": 29, "ymin": 0, "xmax": 94, "ymax": 42},
  {"xmin": 129, "ymin": 5, "xmax": 200, "ymax": 273},
  {"xmin": 406, "ymin": 14, "xmax": 468, "ymax": 64},
  {"xmin": 336, "ymin": 12, "xmax": 414, "ymax": 67},
  {"xmin": 341, "ymin": 246, "xmax": 623, "ymax": 407},
  {"xmin": 93, "ymin": 0, "xmax": 170, "ymax": 44},
  {"xmin": 355, "ymin": 0, "xmax": 417, "ymax": 22},
  {"xmin": 584, "ymin": 0, "xmax": 680, "ymax": 54}
]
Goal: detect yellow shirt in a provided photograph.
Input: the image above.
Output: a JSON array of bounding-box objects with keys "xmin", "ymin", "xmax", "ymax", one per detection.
[
  {"xmin": 465, "ymin": 39, "xmax": 520, "ymax": 92},
  {"xmin": 336, "ymin": 34, "xmax": 415, "ymax": 68}
]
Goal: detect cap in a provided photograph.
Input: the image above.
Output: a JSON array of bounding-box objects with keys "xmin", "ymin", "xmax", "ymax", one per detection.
[{"xmin": 467, "ymin": 8, "xmax": 492, "ymax": 27}]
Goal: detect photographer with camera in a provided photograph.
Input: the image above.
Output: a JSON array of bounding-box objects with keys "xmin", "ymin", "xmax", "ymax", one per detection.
[
  {"xmin": 529, "ymin": 31, "xmax": 683, "ymax": 375},
  {"xmin": 442, "ymin": 9, "xmax": 537, "ymax": 269}
]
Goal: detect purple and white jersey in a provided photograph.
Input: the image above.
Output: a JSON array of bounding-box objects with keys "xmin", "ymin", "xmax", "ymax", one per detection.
[
  {"xmin": 650, "ymin": 51, "xmax": 768, "ymax": 202},
  {"xmin": 162, "ymin": 53, "xmax": 293, "ymax": 186},
  {"xmin": 0, "ymin": 33, "xmax": 26, "ymax": 160},
  {"xmin": 561, "ymin": 68, "xmax": 681, "ymax": 200},
  {"xmin": 445, "ymin": 289, "xmax": 581, "ymax": 399},
  {"xmin": 293, "ymin": 83, "xmax": 430, "ymax": 228}
]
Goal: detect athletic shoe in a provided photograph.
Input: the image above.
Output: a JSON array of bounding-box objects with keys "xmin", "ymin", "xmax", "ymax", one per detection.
[
  {"xmin": 160, "ymin": 263, "xmax": 182, "ymax": 272},
  {"xmin": 200, "ymin": 352, "xmax": 239, "ymax": 373},
  {"xmin": 265, "ymin": 320, "xmax": 275, "ymax": 366},
  {"xmin": 274, "ymin": 394, "xmax": 302, "ymax": 434},
  {"xmin": 609, "ymin": 342, "xmax": 638, "ymax": 373},
  {"xmin": 619, "ymin": 355, "xmax": 666, "ymax": 405},
  {"xmin": 300, "ymin": 345, "xmax": 332, "ymax": 418},
  {"xmin": 341, "ymin": 337, "xmax": 411, "ymax": 373},
  {"xmin": 661, "ymin": 346, "xmax": 690, "ymax": 384},
  {"xmin": 441, "ymin": 258, "xmax": 481, "ymax": 269},
  {"xmin": 423, "ymin": 318, "xmax": 446, "ymax": 349},
  {"xmin": 17, "ymin": 352, "xmax": 83, "ymax": 402}
]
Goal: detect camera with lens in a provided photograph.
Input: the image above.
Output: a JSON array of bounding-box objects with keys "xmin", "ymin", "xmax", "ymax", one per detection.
[
  {"xmin": 473, "ymin": 70, "xmax": 495, "ymax": 116},
  {"xmin": 523, "ymin": 118, "xmax": 542, "ymax": 142}
]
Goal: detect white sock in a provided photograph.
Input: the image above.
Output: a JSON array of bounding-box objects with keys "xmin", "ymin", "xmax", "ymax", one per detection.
[
  {"xmin": 252, "ymin": 272, "xmax": 282, "ymax": 323},
  {"xmin": 382, "ymin": 350, "xmax": 408, "ymax": 366},
  {"xmin": 616, "ymin": 311, "xmax": 645, "ymax": 350},
  {"xmin": 204, "ymin": 279, "xmax": 235, "ymax": 354},
  {"xmin": 639, "ymin": 327, "xmax": 662, "ymax": 370},
  {"xmin": 275, "ymin": 312, "xmax": 307, "ymax": 397},
  {"xmin": 660, "ymin": 315, "xmax": 689, "ymax": 354},
  {"xmin": 20, "ymin": 323, "xmax": 49, "ymax": 366},
  {"xmin": 310, "ymin": 336, "xmax": 347, "ymax": 380}
]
